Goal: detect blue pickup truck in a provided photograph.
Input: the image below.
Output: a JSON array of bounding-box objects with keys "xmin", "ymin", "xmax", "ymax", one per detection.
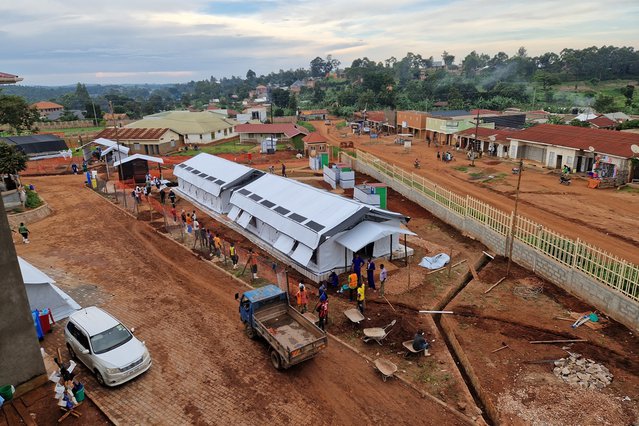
[{"xmin": 235, "ymin": 284, "xmax": 327, "ymax": 370}]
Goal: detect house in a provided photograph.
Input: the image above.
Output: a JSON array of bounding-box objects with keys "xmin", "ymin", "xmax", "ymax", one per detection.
[
  {"xmin": 397, "ymin": 110, "xmax": 429, "ymax": 138},
  {"xmin": 298, "ymin": 109, "xmax": 329, "ymax": 121},
  {"xmin": 173, "ymin": 153, "xmax": 263, "ymax": 214},
  {"xmin": 93, "ymin": 137, "xmax": 130, "ymax": 165},
  {"xmin": 424, "ymin": 110, "xmax": 495, "ymax": 145},
  {"xmin": 302, "ymin": 132, "xmax": 328, "ymax": 157},
  {"xmin": 455, "ymin": 127, "xmax": 519, "ymax": 158},
  {"xmin": 588, "ymin": 115, "xmax": 617, "ymax": 130},
  {"xmin": 272, "ymin": 116, "xmax": 298, "ymax": 124},
  {"xmin": 113, "ymin": 154, "xmax": 164, "ymax": 184},
  {"xmin": 243, "ymin": 107, "xmax": 268, "ymax": 122},
  {"xmin": 45, "ymin": 109, "xmax": 85, "ymax": 121},
  {"xmin": 604, "ymin": 112, "xmax": 631, "ymax": 123},
  {"xmin": 19, "ymin": 257, "xmax": 80, "ymax": 322},
  {"xmin": 126, "ymin": 110, "xmax": 238, "ymax": 146},
  {"xmin": 30, "ymin": 101, "xmax": 64, "ymax": 118},
  {"xmin": 255, "ymin": 85, "xmax": 268, "ymax": 97},
  {"xmin": 235, "ymin": 123, "xmax": 308, "ymax": 144},
  {"xmin": 95, "ymin": 127, "xmax": 181, "ymax": 155},
  {"xmin": 507, "ymin": 124, "xmax": 639, "ymax": 182},
  {"xmin": 1, "ymin": 134, "xmax": 69, "ymax": 159},
  {"xmin": 227, "ymin": 173, "xmax": 414, "ymax": 281},
  {"xmin": 0, "ymin": 72, "xmax": 23, "ymax": 84},
  {"xmin": 290, "ymin": 80, "xmax": 305, "ymax": 94}
]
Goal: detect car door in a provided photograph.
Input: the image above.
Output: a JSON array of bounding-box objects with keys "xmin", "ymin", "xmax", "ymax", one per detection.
[{"xmin": 69, "ymin": 322, "xmax": 93, "ymax": 369}]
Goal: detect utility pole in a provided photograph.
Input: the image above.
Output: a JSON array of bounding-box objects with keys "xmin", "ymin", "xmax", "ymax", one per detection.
[
  {"xmin": 108, "ymin": 102, "xmax": 126, "ymax": 207},
  {"xmin": 470, "ymin": 109, "xmax": 480, "ymax": 167},
  {"xmin": 506, "ymin": 159, "xmax": 524, "ymax": 277}
]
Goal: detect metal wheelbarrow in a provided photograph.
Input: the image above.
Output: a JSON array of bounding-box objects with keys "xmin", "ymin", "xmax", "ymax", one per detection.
[
  {"xmin": 374, "ymin": 358, "xmax": 397, "ymax": 382},
  {"xmin": 363, "ymin": 319, "xmax": 396, "ymax": 345},
  {"xmin": 344, "ymin": 308, "xmax": 365, "ymax": 325}
]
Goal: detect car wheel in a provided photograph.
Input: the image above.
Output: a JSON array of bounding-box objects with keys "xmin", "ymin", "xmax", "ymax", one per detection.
[
  {"xmin": 67, "ymin": 344, "xmax": 77, "ymax": 360},
  {"xmin": 95, "ymin": 369, "xmax": 106, "ymax": 386},
  {"xmin": 270, "ymin": 350, "xmax": 282, "ymax": 370}
]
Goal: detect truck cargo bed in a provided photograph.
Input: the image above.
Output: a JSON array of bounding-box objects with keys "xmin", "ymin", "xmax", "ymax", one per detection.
[{"xmin": 255, "ymin": 304, "xmax": 323, "ymax": 351}]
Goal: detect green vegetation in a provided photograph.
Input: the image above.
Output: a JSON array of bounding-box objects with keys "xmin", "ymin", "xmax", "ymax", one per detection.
[
  {"xmin": 453, "ymin": 166, "xmax": 468, "ymax": 172},
  {"xmin": 55, "ymin": 126, "xmax": 105, "ymax": 136},
  {"xmin": 171, "ymin": 141, "xmax": 253, "ymax": 156},
  {"xmin": 335, "ymin": 121, "xmax": 347, "ymax": 129},
  {"xmin": 0, "ymin": 142, "xmax": 28, "ymax": 175},
  {"xmin": 25, "ymin": 189, "xmax": 42, "ymax": 208},
  {"xmin": 618, "ymin": 185, "xmax": 639, "ymax": 194},
  {"xmin": 297, "ymin": 121, "xmax": 316, "ymax": 132}
]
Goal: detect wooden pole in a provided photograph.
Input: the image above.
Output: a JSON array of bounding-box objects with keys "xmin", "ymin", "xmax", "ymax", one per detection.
[
  {"xmin": 529, "ymin": 339, "xmax": 587, "ymax": 344},
  {"xmin": 506, "ymin": 159, "xmax": 524, "ymax": 278},
  {"xmin": 447, "ymin": 247, "xmax": 453, "ymax": 278},
  {"xmin": 418, "ymin": 310, "xmax": 454, "ymax": 314},
  {"xmin": 484, "ymin": 277, "xmax": 506, "ymax": 294}
]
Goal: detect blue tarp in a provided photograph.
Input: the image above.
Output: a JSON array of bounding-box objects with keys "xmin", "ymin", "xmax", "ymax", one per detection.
[{"xmin": 418, "ymin": 253, "xmax": 450, "ymax": 270}]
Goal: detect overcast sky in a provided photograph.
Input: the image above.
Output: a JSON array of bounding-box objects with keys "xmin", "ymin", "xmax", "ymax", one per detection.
[{"xmin": 2, "ymin": 0, "xmax": 638, "ymax": 86}]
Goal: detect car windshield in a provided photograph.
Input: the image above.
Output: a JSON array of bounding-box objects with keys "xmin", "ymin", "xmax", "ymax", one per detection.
[{"xmin": 90, "ymin": 324, "xmax": 132, "ymax": 354}]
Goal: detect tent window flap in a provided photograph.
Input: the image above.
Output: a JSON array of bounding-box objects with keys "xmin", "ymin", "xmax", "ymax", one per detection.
[
  {"xmin": 273, "ymin": 234, "xmax": 295, "ymax": 254},
  {"xmin": 291, "ymin": 243, "xmax": 314, "ymax": 266}
]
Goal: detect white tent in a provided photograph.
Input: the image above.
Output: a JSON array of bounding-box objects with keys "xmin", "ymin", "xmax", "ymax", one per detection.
[
  {"xmin": 229, "ymin": 173, "xmax": 411, "ymax": 278},
  {"xmin": 174, "ymin": 153, "xmax": 263, "ymax": 214},
  {"xmin": 18, "ymin": 257, "xmax": 81, "ymax": 322}
]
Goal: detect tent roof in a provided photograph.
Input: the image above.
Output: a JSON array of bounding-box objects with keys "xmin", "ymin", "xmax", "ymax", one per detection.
[
  {"xmin": 334, "ymin": 221, "xmax": 416, "ymax": 252},
  {"xmin": 101, "ymin": 144, "xmax": 130, "ymax": 157},
  {"xmin": 174, "ymin": 153, "xmax": 262, "ymax": 197},
  {"xmin": 18, "ymin": 257, "xmax": 56, "ymax": 284},
  {"xmin": 230, "ymin": 173, "xmax": 406, "ymax": 249},
  {"xmin": 113, "ymin": 153, "xmax": 164, "ymax": 167}
]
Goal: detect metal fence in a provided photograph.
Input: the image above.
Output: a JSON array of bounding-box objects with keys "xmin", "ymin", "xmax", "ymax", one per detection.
[{"xmin": 349, "ymin": 149, "xmax": 639, "ymax": 302}]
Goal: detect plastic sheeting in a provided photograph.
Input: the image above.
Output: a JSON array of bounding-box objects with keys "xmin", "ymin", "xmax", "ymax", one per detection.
[
  {"xmin": 291, "ymin": 243, "xmax": 314, "ymax": 266},
  {"xmin": 273, "ymin": 233, "xmax": 295, "ymax": 254},
  {"xmin": 335, "ymin": 221, "xmax": 416, "ymax": 253},
  {"xmin": 418, "ymin": 253, "xmax": 450, "ymax": 270}
]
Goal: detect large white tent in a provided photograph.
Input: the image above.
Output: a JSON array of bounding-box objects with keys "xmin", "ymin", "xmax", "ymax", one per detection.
[
  {"xmin": 19, "ymin": 257, "xmax": 81, "ymax": 322},
  {"xmin": 174, "ymin": 153, "xmax": 263, "ymax": 214},
  {"xmin": 229, "ymin": 173, "xmax": 414, "ymax": 279}
]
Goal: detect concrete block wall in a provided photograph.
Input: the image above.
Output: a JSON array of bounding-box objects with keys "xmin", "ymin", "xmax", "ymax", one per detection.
[{"xmin": 350, "ymin": 154, "xmax": 639, "ymax": 332}]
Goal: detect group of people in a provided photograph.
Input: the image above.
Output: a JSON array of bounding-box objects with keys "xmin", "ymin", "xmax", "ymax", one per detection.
[
  {"xmin": 295, "ymin": 281, "xmax": 329, "ymax": 331},
  {"xmin": 437, "ymin": 151, "xmax": 454, "ymax": 162},
  {"xmin": 333, "ymin": 254, "xmax": 388, "ymax": 316}
]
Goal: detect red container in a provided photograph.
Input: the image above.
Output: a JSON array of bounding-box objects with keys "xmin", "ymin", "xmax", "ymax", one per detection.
[{"xmin": 38, "ymin": 309, "xmax": 54, "ymax": 334}]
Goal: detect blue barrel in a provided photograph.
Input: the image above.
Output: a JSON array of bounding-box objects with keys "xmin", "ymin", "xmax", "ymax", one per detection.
[{"xmin": 32, "ymin": 310, "xmax": 44, "ymax": 340}]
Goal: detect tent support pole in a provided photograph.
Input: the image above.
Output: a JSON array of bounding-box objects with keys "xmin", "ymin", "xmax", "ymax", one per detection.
[
  {"xmin": 404, "ymin": 234, "xmax": 408, "ymax": 267},
  {"xmin": 344, "ymin": 248, "xmax": 347, "ymax": 274}
]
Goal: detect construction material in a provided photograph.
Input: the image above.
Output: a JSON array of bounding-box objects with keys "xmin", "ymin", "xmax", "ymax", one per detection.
[
  {"xmin": 482, "ymin": 251, "xmax": 495, "ymax": 259},
  {"xmin": 491, "ymin": 341, "xmax": 510, "ymax": 353},
  {"xmin": 524, "ymin": 359, "xmax": 561, "ymax": 364},
  {"xmin": 553, "ymin": 353, "xmax": 613, "ymax": 389},
  {"xmin": 426, "ymin": 260, "xmax": 466, "ymax": 275},
  {"xmin": 513, "ymin": 284, "xmax": 544, "ymax": 300},
  {"xmin": 468, "ymin": 263, "xmax": 480, "ymax": 281},
  {"xmin": 529, "ymin": 339, "xmax": 587, "ymax": 344},
  {"xmin": 554, "ymin": 317, "xmax": 574, "ymax": 322},
  {"xmin": 418, "ymin": 310, "xmax": 454, "ymax": 314},
  {"xmin": 484, "ymin": 277, "xmax": 505, "ymax": 294}
]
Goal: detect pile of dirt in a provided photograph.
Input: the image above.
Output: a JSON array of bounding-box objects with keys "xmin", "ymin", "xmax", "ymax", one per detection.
[{"xmin": 553, "ymin": 353, "xmax": 613, "ymax": 389}]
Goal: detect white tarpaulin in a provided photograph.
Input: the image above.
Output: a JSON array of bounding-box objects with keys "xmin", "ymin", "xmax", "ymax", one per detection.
[
  {"xmin": 418, "ymin": 253, "xmax": 450, "ymax": 270},
  {"xmin": 18, "ymin": 257, "xmax": 81, "ymax": 321},
  {"xmin": 273, "ymin": 234, "xmax": 295, "ymax": 254},
  {"xmin": 335, "ymin": 221, "xmax": 416, "ymax": 253},
  {"xmin": 291, "ymin": 243, "xmax": 314, "ymax": 266},
  {"xmin": 237, "ymin": 211, "xmax": 252, "ymax": 228}
]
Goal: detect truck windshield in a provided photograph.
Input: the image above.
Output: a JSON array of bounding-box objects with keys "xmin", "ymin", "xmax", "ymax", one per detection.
[{"xmin": 90, "ymin": 324, "xmax": 132, "ymax": 354}]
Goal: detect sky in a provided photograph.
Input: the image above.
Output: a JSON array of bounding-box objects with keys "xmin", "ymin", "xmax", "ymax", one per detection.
[{"xmin": 2, "ymin": 0, "xmax": 638, "ymax": 86}]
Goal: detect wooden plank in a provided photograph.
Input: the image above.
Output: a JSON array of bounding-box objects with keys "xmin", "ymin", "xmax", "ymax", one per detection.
[
  {"xmin": 1, "ymin": 404, "xmax": 22, "ymax": 426},
  {"xmin": 12, "ymin": 399, "xmax": 36, "ymax": 426},
  {"xmin": 484, "ymin": 277, "xmax": 506, "ymax": 294},
  {"xmin": 418, "ymin": 310, "xmax": 454, "ymax": 314},
  {"xmin": 468, "ymin": 263, "xmax": 480, "ymax": 281},
  {"xmin": 529, "ymin": 339, "xmax": 587, "ymax": 344}
]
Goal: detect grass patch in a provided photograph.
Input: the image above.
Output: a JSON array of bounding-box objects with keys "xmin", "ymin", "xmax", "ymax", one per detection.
[
  {"xmin": 618, "ymin": 185, "xmax": 639, "ymax": 194},
  {"xmin": 335, "ymin": 121, "xmax": 347, "ymax": 129},
  {"xmin": 53, "ymin": 126, "xmax": 105, "ymax": 135},
  {"xmin": 297, "ymin": 121, "xmax": 316, "ymax": 132},
  {"xmin": 171, "ymin": 141, "xmax": 253, "ymax": 156},
  {"xmin": 453, "ymin": 166, "xmax": 468, "ymax": 172}
]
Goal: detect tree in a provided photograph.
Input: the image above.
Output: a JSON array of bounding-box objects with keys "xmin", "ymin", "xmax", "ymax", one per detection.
[
  {"xmin": 593, "ymin": 94, "xmax": 616, "ymax": 113},
  {"xmin": 74, "ymin": 83, "xmax": 91, "ymax": 109},
  {"xmin": 442, "ymin": 51, "xmax": 455, "ymax": 67},
  {"xmin": 287, "ymin": 91, "xmax": 297, "ymax": 112},
  {"xmin": 621, "ymin": 85, "xmax": 635, "ymax": 106},
  {"xmin": 84, "ymin": 102, "xmax": 102, "ymax": 125},
  {"xmin": 0, "ymin": 142, "xmax": 28, "ymax": 176},
  {"xmin": 310, "ymin": 57, "xmax": 327, "ymax": 78},
  {"xmin": 246, "ymin": 69, "xmax": 256, "ymax": 80},
  {"xmin": 0, "ymin": 94, "xmax": 39, "ymax": 134},
  {"xmin": 270, "ymin": 88, "xmax": 289, "ymax": 108},
  {"xmin": 533, "ymin": 70, "xmax": 560, "ymax": 90}
]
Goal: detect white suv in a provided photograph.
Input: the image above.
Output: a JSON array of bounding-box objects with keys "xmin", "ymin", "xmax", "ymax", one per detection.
[{"xmin": 64, "ymin": 307, "xmax": 151, "ymax": 387}]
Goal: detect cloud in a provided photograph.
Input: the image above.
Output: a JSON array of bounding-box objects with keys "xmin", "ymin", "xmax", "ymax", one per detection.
[{"xmin": 1, "ymin": 0, "xmax": 637, "ymax": 85}]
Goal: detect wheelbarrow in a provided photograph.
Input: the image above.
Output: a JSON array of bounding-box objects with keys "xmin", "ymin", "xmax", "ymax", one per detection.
[
  {"xmin": 363, "ymin": 319, "xmax": 396, "ymax": 345},
  {"xmin": 374, "ymin": 358, "xmax": 397, "ymax": 382},
  {"xmin": 344, "ymin": 308, "xmax": 365, "ymax": 325},
  {"xmin": 402, "ymin": 340, "xmax": 431, "ymax": 357}
]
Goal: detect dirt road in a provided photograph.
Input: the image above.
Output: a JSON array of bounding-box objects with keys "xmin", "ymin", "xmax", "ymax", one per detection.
[
  {"xmin": 316, "ymin": 122, "xmax": 639, "ymax": 264},
  {"xmin": 17, "ymin": 175, "xmax": 468, "ymax": 425}
]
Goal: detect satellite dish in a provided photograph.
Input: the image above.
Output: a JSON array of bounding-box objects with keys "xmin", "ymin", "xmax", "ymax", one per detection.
[
  {"xmin": 631, "ymin": 144, "xmax": 639, "ymax": 154},
  {"xmin": 588, "ymin": 146, "xmax": 595, "ymax": 152}
]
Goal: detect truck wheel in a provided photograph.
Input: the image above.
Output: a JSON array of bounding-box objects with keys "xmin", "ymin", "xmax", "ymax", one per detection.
[
  {"xmin": 270, "ymin": 350, "xmax": 282, "ymax": 370},
  {"xmin": 244, "ymin": 323, "xmax": 256, "ymax": 339}
]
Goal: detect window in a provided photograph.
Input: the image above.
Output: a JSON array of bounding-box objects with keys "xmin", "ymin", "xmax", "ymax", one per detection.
[
  {"xmin": 170, "ymin": 140, "xmax": 176, "ymax": 147},
  {"xmin": 199, "ymin": 134, "xmax": 203, "ymax": 140},
  {"xmin": 90, "ymin": 324, "xmax": 132, "ymax": 354},
  {"xmin": 224, "ymin": 129, "xmax": 228, "ymax": 136},
  {"xmin": 67, "ymin": 322, "xmax": 90, "ymax": 350},
  {"xmin": 249, "ymin": 216, "xmax": 257, "ymax": 228},
  {"xmin": 134, "ymin": 143, "xmax": 141, "ymax": 151}
]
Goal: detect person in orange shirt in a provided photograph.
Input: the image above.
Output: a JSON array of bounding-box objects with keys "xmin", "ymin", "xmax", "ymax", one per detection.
[
  {"xmin": 348, "ymin": 272, "xmax": 358, "ymax": 302},
  {"xmin": 296, "ymin": 283, "xmax": 308, "ymax": 313}
]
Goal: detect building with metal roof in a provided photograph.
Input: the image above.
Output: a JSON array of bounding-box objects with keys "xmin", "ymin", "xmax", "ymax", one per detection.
[{"xmin": 1, "ymin": 134, "xmax": 68, "ymax": 159}]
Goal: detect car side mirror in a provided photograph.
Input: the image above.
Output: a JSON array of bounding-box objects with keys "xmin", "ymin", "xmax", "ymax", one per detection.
[
  {"xmin": 81, "ymin": 349, "xmax": 90, "ymax": 355},
  {"xmin": 234, "ymin": 293, "xmax": 239, "ymax": 300},
  {"xmin": 130, "ymin": 327, "xmax": 135, "ymax": 334}
]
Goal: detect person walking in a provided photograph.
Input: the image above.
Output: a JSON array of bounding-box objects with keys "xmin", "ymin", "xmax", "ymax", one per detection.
[
  {"xmin": 134, "ymin": 186, "xmax": 142, "ymax": 204},
  {"xmin": 348, "ymin": 271, "xmax": 358, "ymax": 302},
  {"xmin": 352, "ymin": 253, "xmax": 364, "ymax": 284},
  {"xmin": 170, "ymin": 206, "xmax": 177, "ymax": 223},
  {"xmin": 437, "ymin": 151, "xmax": 441, "ymax": 161},
  {"xmin": 317, "ymin": 294, "xmax": 329, "ymax": 331},
  {"xmin": 356, "ymin": 282, "xmax": 366, "ymax": 315},
  {"xmin": 296, "ymin": 283, "xmax": 308, "ymax": 313},
  {"xmin": 329, "ymin": 270, "xmax": 339, "ymax": 289},
  {"xmin": 193, "ymin": 219, "xmax": 200, "ymax": 244},
  {"xmin": 229, "ymin": 242, "xmax": 239, "ymax": 269},
  {"xmin": 180, "ymin": 209, "xmax": 187, "ymax": 224},
  {"xmin": 186, "ymin": 213, "xmax": 193, "ymax": 233},
  {"xmin": 18, "ymin": 222, "xmax": 30, "ymax": 244},
  {"xmin": 281, "ymin": 163, "xmax": 287, "ymax": 177},
  {"xmin": 160, "ymin": 187, "xmax": 166, "ymax": 204},
  {"xmin": 168, "ymin": 189, "xmax": 176, "ymax": 205},
  {"xmin": 213, "ymin": 234, "xmax": 222, "ymax": 259},
  {"xmin": 192, "ymin": 210, "xmax": 197, "ymax": 222},
  {"xmin": 379, "ymin": 264, "xmax": 388, "ymax": 297},
  {"xmin": 249, "ymin": 249, "xmax": 258, "ymax": 279},
  {"xmin": 366, "ymin": 258, "xmax": 376, "ymax": 291}
]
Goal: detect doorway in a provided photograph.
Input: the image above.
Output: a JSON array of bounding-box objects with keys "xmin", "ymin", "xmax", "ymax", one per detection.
[{"xmin": 555, "ymin": 154, "xmax": 563, "ymax": 169}]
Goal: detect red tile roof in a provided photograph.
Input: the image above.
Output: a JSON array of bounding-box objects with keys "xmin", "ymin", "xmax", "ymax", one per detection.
[
  {"xmin": 235, "ymin": 123, "xmax": 309, "ymax": 138},
  {"xmin": 469, "ymin": 109, "xmax": 501, "ymax": 116},
  {"xmin": 455, "ymin": 127, "xmax": 519, "ymax": 143},
  {"xmin": 303, "ymin": 132, "xmax": 327, "ymax": 143},
  {"xmin": 31, "ymin": 101, "xmax": 64, "ymax": 110},
  {"xmin": 508, "ymin": 124, "xmax": 639, "ymax": 158},
  {"xmin": 299, "ymin": 109, "xmax": 329, "ymax": 115},
  {"xmin": 588, "ymin": 116, "xmax": 617, "ymax": 128},
  {"xmin": 96, "ymin": 128, "xmax": 172, "ymax": 140}
]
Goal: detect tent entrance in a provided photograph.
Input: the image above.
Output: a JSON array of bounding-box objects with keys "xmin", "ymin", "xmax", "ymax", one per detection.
[{"xmin": 358, "ymin": 242, "xmax": 375, "ymax": 258}]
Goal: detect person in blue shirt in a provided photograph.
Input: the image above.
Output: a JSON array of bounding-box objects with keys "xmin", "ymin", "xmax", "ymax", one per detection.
[
  {"xmin": 366, "ymin": 258, "xmax": 376, "ymax": 291},
  {"xmin": 352, "ymin": 254, "xmax": 365, "ymax": 284},
  {"xmin": 329, "ymin": 271, "xmax": 339, "ymax": 288}
]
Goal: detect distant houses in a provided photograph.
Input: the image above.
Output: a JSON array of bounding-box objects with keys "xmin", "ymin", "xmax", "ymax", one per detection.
[
  {"xmin": 235, "ymin": 123, "xmax": 308, "ymax": 144},
  {"xmin": 95, "ymin": 127, "xmax": 181, "ymax": 155}
]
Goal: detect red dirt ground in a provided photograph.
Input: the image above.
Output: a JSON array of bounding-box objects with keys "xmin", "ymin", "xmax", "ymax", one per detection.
[{"xmin": 313, "ymin": 121, "xmax": 639, "ymax": 265}]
